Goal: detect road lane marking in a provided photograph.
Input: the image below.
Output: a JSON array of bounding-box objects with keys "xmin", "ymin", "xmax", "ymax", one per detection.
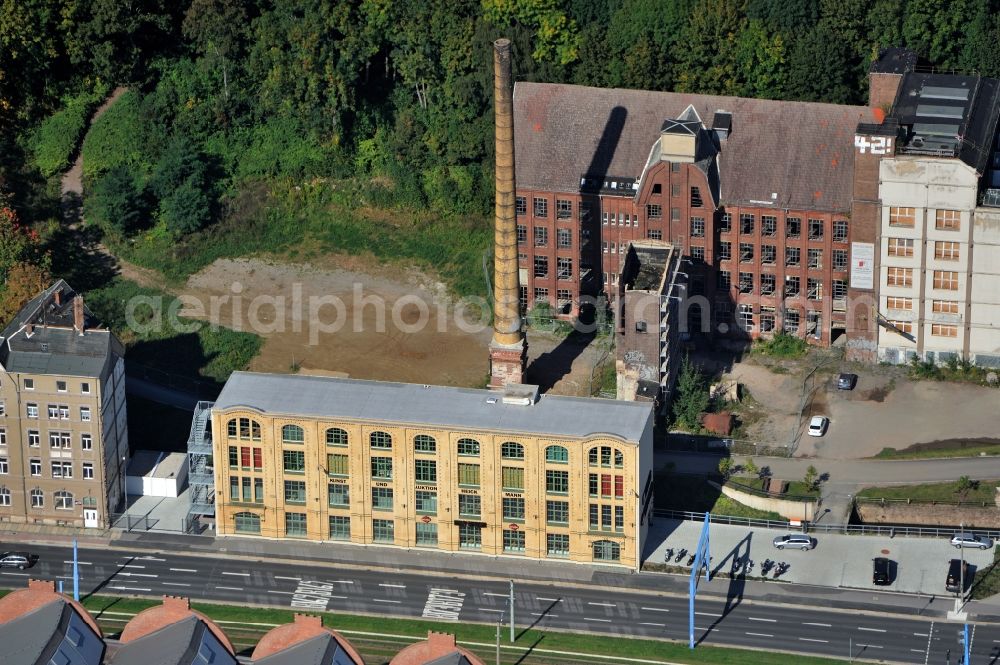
[
  {"xmin": 642, "ymin": 607, "xmax": 670, "ymax": 613},
  {"xmin": 746, "ymin": 632, "xmax": 773, "ymax": 638},
  {"xmin": 748, "ymin": 617, "xmax": 777, "ymax": 623},
  {"xmin": 640, "ymin": 622, "xmax": 665, "ymax": 627},
  {"xmin": 479, "ymin": 608, "xmax": 505, "ymax": 613},
  {"xmin": 422, "ymin": 588, "xmax": 465, "ymax": 621},
  {"xmin": 116, "ymin": 572, "xmax": 157, "ymax": 578},
  {"xmin": 695, "ymin": 611, "xmax": 722, "ymax": 617},
  {"xmin": 799, "ymin": 638, "xmax": 829, "ymax": 644},
  {"xmin": 221, "ymin": 572, "xmax": 250, "ymax": 577},
  {"xmin": 536, "ymin": 597, "xmax": 561, "ymax": 602},
  {"xmin": 274, "ymin": 575, "xmax": 300, "ymax": 581},
  {"xmin": 373, "ymin": 599, "xmax": 401, "ymax": 604},
  {"xmin": 483, "ymin": 592, "xmax": 507, "ymax": 598},
  {"xmin": 1, "ymin": 572, "xmax": 29, "ymax": 576},
  {"xmin": 856, "ymin": 644, "xmax": 883, "ymax": 649},
  {"xmin": 138, "ymin": 556, "xmax": 166, "ymax": 561},
  {"xmin": 169, "ymin": 568, "xmax": 197, "ymax": 573},
  {"xmin": 587, "ymin": 602, "xmax": 617, "ymax": 608},
  {"xmin": 913, "ymin": 632, "xmax": 928, "ymax": 637},
  {"xmin": 858, "ymin": 627, "xmax": 886, "ymax": 633},
  {"xmin": 531, "ymin": 613, "xmax": 559, "ymax": 618},
  {"xmin": 63, "ymin": 561, "xmax": 92, "ymax": 566},
  {"xmin": 331, "ymin": 580, "xmax": 355, "ymax": 584},
  {"xmin": 109, "ymin": 586, "xmax": 151, "ymax": 591},
  {"xmin": 119, "ymin": 564, "xmax": 145, "ymax": 569},
  {"xmin": 803, "ymin": 622, "xmax": 831, "ymax": 627},
  {"xmin": 162, "ymin": 582, "xmax": 190, "ymax": 587},
  {"xmin": 215, "ymin": 586, "xmax": 243, "ymax": 591},
  {"xmin": 267, "ymin": 590, "xmax": 295, "ymax": 595},
  {"xmin": 911, "ymin": 649, "xmax": 925, "ymax": 653},
  {"xmin": 584, "ymin": 618, "xmax": 611, "ymax": 623},
  {"xmin": 379, "ymin": 583, "xmax": 406, "ymax": 589}
]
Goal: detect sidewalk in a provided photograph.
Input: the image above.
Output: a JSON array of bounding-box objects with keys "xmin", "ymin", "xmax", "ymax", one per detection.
[{"xmin": 6, "ymin": 521, "xmax": 1000, "ymax": 623}]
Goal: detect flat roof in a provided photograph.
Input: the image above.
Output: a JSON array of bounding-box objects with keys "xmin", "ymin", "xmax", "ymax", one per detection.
[
  {"xmin": 127, "ymin": 451, "xmax": 187, "ymax": 480},
  {"xmin": 214, "ymin": 372, "xmax": 652, "ymax": 443}
]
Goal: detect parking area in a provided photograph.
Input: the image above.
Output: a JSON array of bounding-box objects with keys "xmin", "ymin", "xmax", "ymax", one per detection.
[{"xmin": 646, "ymin": 518, "xmax": 995, "ymax": 596}]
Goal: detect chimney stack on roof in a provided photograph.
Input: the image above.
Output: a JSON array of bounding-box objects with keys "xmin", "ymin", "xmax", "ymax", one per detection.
[
  {"xmin": 162, "ymin": 595, "xmax": 190, "ymax": 612},
  {"xmin": 28, "ymin": 579, "xmax": 56, "ymax": 593},
  {"xmin": 73, "ymin": 295, "xmax": 84, "ymax": 335},
  {"xmin": 293, "ymin": 614, "xmax": 323, "ymax": 629}
]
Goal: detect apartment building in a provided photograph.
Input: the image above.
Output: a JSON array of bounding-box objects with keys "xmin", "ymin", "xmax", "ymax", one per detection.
[
  {"xmin": 615, "ymin": 241, "xmax": 685, "ymax": 410},
  {"xmin": 0, "ymin": 281, "xmax": 128, "ymax": 528},
  {"xmin": 513, "ymin": 82, "xmax": 875, "ymax": 345},
  {"xmin": 206, "ymin": 372, "xmax": 654, "ymax": 569},
  {"xmin": 867, "ymin": 69, "xmax": 1000, "ymax": 365}
]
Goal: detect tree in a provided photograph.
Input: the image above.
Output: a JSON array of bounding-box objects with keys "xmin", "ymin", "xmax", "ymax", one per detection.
[
  {"xmin": 0, "ymin": 261, "xmax": 51, "ymax": 322},
  {"xmin": 158, "ymin": 178, "xmax": 211, "ymax": 235},
  {"xmin": 718, "ymin": 457, "xmax": 735, "ymax": 479},
  {"xmin": 671, "ymin": 0, "xmax": 747, "ymax": 95},
  {"xmin": 804, "ymin": 464, "xmax": 819, "ymax": 491},
  {"xmin": 672, "ymin": 354, "xmax": 709, "ymax": 430},
  {"xmin": 901, "ymin": 0, "xmax": 978, "ymax": 70},
  {"xmin": 0, "ymin": 204, "xmax": 51, "ymax": 321},
  {"xmin": 743, "ymin": 458, "xmax": 760, "ymax": 479},
  {"xmin": 786, "ymin": 28, "xmax": 855, "ymax": 104},
  {"xmin": 482, "ymin": 0, "xmax": 582, "ymax": 65},
  {"xmin": 182, "ymin": 0, "xmax": 250, "ymax": 102},
  {"xmin": 149, "ymin": 135, "xmax": 209, "ymax": 201},
  {"xmin": 955, "ymin": 475, "xmax": 978, "ymax": 498},
  {"xmin": 86, "ymin": 165, "xmax": 147, "ymax": 236}
]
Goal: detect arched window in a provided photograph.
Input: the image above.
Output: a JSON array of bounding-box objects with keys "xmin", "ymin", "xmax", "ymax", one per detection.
[
  {"xmin": 593, "ymin": 540, "xmax": 621, "ymax": 561},
  {"xmin": 545, "ymin": 445, "xmax": 568, "ymax": 463},
  {"xmin": 234, "ymin": 512, "xmax": 261, "ymax": 534},
  {"xmin": 414, "ymin": 435, "xmax": 436, "ymax": 453},
  {"xmin": 588, "ymin": 447, "xmax": 599, "ymax": 466},
  {"xmin": 229, "ymin": 418, "xmax": 261, "ymax": 440},
  {"xmin": 457, "ymin": 438, "xmax": 480, "ymax": 456},
  {"xmin": 326, "ymin": 428, "xmax": 348, "ymax": 447},
  {"xmin": 614, "ymin": 450, "xmax": 624, "ymax": 468},
  {"xmin": 501, "ymin": 441, "xmax": 524, "ymax": 460},
  {"xmin": 0, "ymin": 487, "xmax": 10, "ymax": 506},
  {"xmin": 600, "ymin": 446, "xmax": 612, "ymax": 467},
  {"xmin": 370, "ymin": 431, "xmax": 392, "ymax": 449},
  {"xmin": 282, "ymin": 425, "xmax": 304, "ymax": 443},
  {"xmin": 54, "ymin": 491, "xmax": 73, "ymax": 510}
]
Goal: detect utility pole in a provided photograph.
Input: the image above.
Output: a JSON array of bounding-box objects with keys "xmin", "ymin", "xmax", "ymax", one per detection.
[
  {"xmin": 959, "ymin": 522, "xmax": 965, "ymax": 615},
  {"xmin": 72, "ymin": 539, "xmax": 79, "ymax": 601},
  {"xmin": 509, "ymin": 579, "xmax": 515, "ymax": 643}
]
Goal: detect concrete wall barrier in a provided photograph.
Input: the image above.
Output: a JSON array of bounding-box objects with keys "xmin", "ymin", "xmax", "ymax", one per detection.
[
  {"xmin": 709, "ymin": 480, "xmax": 817, "ymax": 521},
  {"xmin": 856, "ymin": 502, "xmax": 1000, "ymax": 529}
]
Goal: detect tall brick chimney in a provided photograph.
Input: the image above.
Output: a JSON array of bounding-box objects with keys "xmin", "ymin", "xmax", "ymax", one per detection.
[
  {"xmin": 73, "ymin": 295, "xmax": 85, "ymax": 335},
  {"xmin": 488, "ymin": 38, "xmax": 527, "ymax": 389}
]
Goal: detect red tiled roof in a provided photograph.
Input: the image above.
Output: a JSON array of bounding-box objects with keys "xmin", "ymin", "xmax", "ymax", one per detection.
[
  {"xmin": 389, "ymin": 632, "xmax": 486, "ymax": 665},
  {"xmin": 513, "ymin": 82, "xmax": 876, "ymax": 213},
  {"xmin": 119, "ymin": 595, "xmax": 233, "ymax": 653},
  {"xmin": 252, "ymin": 613, "xmax": 365, "ymax": 664},
  {"xmin": 0, "ymin": 579, "xmax": 102, "ymax": 636}
]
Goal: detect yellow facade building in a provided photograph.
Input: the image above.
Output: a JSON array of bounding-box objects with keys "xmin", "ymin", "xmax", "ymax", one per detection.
[{"xmin": 208, "ymin": 372, "xmax": 654, "ymax": 569}]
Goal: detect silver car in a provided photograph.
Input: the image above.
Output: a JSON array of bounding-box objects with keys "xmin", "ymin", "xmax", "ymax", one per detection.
[
  {"xmin": 0, "ymin": 552, "xmax": 33, "ymax": 569},
  {"xmin": 772, "ymin": 534, "xmax": 816, "ymax": 550},
  {"xmin": 950, "ymin": 533, "xmax": 992, "ymax": 550}
]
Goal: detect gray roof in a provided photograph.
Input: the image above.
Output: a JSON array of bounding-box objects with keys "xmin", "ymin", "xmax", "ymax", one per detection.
[
  {"xmin": 109, "ymin": 616, "xmax": 236, "ymax": 665},
  {"xmin": 514, "ymin": 82, "xmax": 875, "ymax": 213},
  {"xmin": 214, "ymin": 372, "xmax": 653, "ymax": 443},
  {"xmin": 254, "ymin": 634, "xmax": 362, "ymax": 665},
  {"xmin": 0, "ymin": 599, "xmax": 103, "ymax": 665},
  {"xmin": 0, "ymin": 280, "xmax": 117, "ymax": 378},
  {"xmin": 425, "ymin": 654, "xmax": 475, "ymax": 665}
]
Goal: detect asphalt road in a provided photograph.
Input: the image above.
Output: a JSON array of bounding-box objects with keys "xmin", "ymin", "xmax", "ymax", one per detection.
[{"xmin": 3, "ymin": 541, "xmax": 999, "ymax": 664}]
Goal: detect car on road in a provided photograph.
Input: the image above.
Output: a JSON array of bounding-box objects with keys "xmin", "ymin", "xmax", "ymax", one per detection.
[
  {"xmin": 946, "ymin": 558, "xmax": 970, "ymax": 593},
  {"xmin": 873, "ymin": 557, "xmax": 892, "ymax": 585},
  {"xmin": 807, "ymin": 416, "xmax": 829, "ymax": 437},
  {"xmin": 950, "ymin": 532, "xmax": 992, "ymax": 550},
  {"xmin": 772, "ymin": 534, "xmax": 816, "ymax": 550},
  {"xmin": 0, "ymin": 551, "xmax": 34, "ymax": 569},
  {"xmin": 837, "ymin": 373, "xmax": 858, "ymax": 390}
]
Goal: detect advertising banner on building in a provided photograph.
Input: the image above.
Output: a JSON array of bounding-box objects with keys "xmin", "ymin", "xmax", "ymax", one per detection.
[{"xmin": 850, "ymin": 242, "xmax": 875, "ymax": 290}]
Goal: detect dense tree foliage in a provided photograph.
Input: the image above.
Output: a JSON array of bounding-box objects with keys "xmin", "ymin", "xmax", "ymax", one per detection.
[{"xmin": 3, "ymin": 0, "xmax": 1000, "ymax": 283}]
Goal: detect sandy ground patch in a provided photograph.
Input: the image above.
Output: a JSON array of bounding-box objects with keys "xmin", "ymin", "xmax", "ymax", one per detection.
[{"xmin": 175, "ymin": 257, "xmax": 604, "ymax": 394}]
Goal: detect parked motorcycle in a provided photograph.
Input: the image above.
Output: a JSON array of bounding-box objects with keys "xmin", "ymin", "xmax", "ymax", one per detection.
[
  {"xmin": 761, "ymin": 558, "xmax": 774, "ymax": 575},
  {"xmin": 674, "ymin": 548, "xmax": 688, "ymax": 563},
  {"xmin": 664, "ymin": 548, "xmax": 674, "ymax": 562}
]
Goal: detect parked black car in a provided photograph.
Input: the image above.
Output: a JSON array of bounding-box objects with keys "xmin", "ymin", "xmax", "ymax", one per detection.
[
  {"xmin": 837, "ymin": 373, "xmax": 858, "ymax": 390},
  {"xmin": 873, "ymin": 557, "xmax": 892, "ymax": 585},
  {"xmin": 947, "ymin": 559, "xmax": 970, "ymax": 593}
]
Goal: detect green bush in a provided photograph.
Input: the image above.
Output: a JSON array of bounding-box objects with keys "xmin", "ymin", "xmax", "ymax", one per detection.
[
  {"xmin": 84, "ymin": 165, "xmax": 149, "ymax": 236},
  {"xmin": 234, "ymin": 117, "xmax": 333, "ymax": 180},
  {"xmin": 754, "ymin": 332, "xmax": 808, "ymax": 358},
  {"xmin": 81, "ymin": 91, "xmax": 149, "ymax": 179},
  {"xmin": 30, "ymin": 85, "xmax": 109, "ymax": 177}
]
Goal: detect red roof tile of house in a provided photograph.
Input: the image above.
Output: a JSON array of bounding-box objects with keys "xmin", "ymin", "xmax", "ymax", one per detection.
[
  {"xmin": 118, "ymin": 595, "xmax": 233, "ymax": 653},
  {"xmin": 251, "ymin": 613, "xmax": 365, "ymax": 664},
  {"xmin": 0, "ymin": 578, "xmax": 102, "ymax": 636},
  {"xmin": 389, "ymin": 632, "xmax": 486, "ymax": 665}
]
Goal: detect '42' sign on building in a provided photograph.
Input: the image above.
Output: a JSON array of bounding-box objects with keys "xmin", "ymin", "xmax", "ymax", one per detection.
[{"xmin": 854, "ymin": 135, "xmax": 893, "ymax": 155}]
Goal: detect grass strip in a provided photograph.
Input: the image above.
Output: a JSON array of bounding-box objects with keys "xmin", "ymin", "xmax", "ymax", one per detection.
[
  {"xmin": 873, "ymin": 443, "xmax": 1000, "ymax": 460},
  {"xmin": 856, "ymin": 479, "xmax": 999, "ymax": 504}
]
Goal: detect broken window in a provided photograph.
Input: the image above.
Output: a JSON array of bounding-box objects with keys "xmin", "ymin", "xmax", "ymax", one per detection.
[
  {"xmin": 786, "ymin": 247, "xmax": 801, "ymax": 266},
  {"xmin": 718, "ymin": 241, "xmax": 732, "ymax": 261},
  {"xmin": 739, "ymin": 272, "xmax": 754, "ymax": 294},
  {"xmin": 833, "ymin": 249, "xmax": 848, "ymax": 271},
  {"xmin": 833, "ymin": 220, "xmax": 848, "ymax": 242},
  {"xmin": 760, "ymin": 307, "xmax": 775, "ymax": 332},
  {"xmin": 761, "ymin": 244, "xmax": 776, "ymax": 265},
  {"xmin": 717, "ymin": 270, "xmax": 731, "ymax": 288},
  {"xmin": 740, "ymin": 243, "xmax": 754, "ymax": 263},
  {"xmin": 533, "ymin": 197, "xmax": 548, "ymax": 217},
  {"xmin": 719, "ymin": 212, "xmax": 732, "ymax": 232},
  {"xmin": 832, "ymin": 279, "xmax": 848, "ymax": 300},
  {"xmin": 647, "ymin": 204, "xmax": 662, "ymax": 219},
  {"xmin": 557, "ymin": 257, "xmax": 573, "ymax": 280},
  {"xmin": 517, "ymin": 225, "xmax": 526, "ymax": 244},
  {"xmin": 808, "ymin": 218, "xmax": 824, "ymax": 240},
  {"xmin": 690, "ymin": 186, "xmax": 703, "ymax": 208},
  {"xmin": 761, "ymin": 216, "xmax": 777, "ymax": 236},
  {"xmin": 808, "ymin": 248, "xmax": 822, "ymax": 269},
  {"xmin": 738, "ymin": 304, "xmax": 754, "ymax": 331},
  {"xmin": 557, "ymin": 228, "xmax": 572, "ymax": 248},
  {"xmin": 807, "ymin": 278, "xmax": 822, "ymax": 300},
  {"xmin": 516, "ymin": 197, "xmax": 526, "ymax": 216},
  {"xmin": 556, "ymin": 199, "xmax": 572, "ymax": 219},
  {"xmin": 534, "ymin": 256, "xmax": 548, "ymax": 278},
  {"xmin": 783, "ymin": 308, "xmax": 800, "ymax": 333},
  {"xmin": 761, "ymin": 273, "xmax": 776, "ymax": 296},
  {"xmin": 785, "ymin": 276, "xmax": 800, "ymax": 297},
  {"xmin": 690, "ymin": 217, "xmax": 705, "ymax": 237},
  {"xmin": 534, "ymin": 226, "xmax": 548, "ymax": 247},
  {"xmin": 786, "ymin": 217, "xmax": 801, "ymax": 238},
  {"xmin": 740, "ymin": 213, "xmax": 754, "ymax": 234}
]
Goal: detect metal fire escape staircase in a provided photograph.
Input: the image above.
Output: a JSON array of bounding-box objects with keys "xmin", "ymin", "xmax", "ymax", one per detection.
[{"xmin": 187, "ymin": 401, "xmax": 215, "ymax": 518}]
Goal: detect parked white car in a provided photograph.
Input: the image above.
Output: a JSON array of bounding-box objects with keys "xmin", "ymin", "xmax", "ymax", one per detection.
[{"xmin": 807, "ymin": 416, "xmax": 829, "ymax": 437}]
